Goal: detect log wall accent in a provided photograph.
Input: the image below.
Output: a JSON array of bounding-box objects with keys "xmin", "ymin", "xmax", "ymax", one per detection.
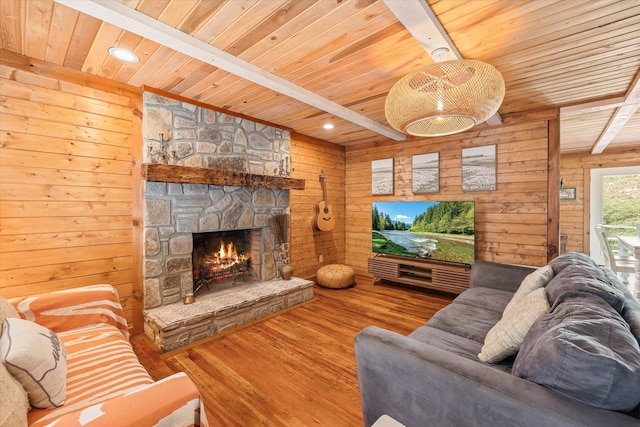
[
  {"xmin": 0, "ymin": 51, "xmax": 141, "ymax": 330},
  {"xmin": 142, "ymin": 163, "xmax": 305, "ymax": 189},
  {"xmin": 559, "ymin": 147, "xmax": 640, "ymax": 254},
  {"xmin": 345, "ymin": 114, "xmax": 560, "ymax": 277},
  {"xmin": 289, "ymin": 133, "xmax": 346, "ymax": 279}
]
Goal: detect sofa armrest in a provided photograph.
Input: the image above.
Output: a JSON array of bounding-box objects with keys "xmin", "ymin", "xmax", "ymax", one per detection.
[
  {"xmin": 355, "ymin": 326, "xmax": 637, "ymax": 427},
  {"xmin": 10, "ymin": 285, "xmax": 129, "ymax": 338},
  {"xmin": 470, "ymin": 260, "xmax": 537, "ymax": 292},
  {"xmin": 44, "ymin": 372, "xmax": 208, "ymax": 427}
]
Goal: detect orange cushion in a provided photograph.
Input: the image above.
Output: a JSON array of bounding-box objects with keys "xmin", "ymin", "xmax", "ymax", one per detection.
[
  {"xmin": 27, "ymin": 324, "xmax": 153, "ymax": 427},
  {"xmin": 10, "ymin": 285, "xmax": 129, "ymax": 338}
]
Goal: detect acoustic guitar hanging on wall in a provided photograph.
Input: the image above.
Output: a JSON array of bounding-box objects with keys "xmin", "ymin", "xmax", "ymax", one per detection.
[{"xmin": 313, "ymin": 170, "xmax": 335, "ymax": 232}]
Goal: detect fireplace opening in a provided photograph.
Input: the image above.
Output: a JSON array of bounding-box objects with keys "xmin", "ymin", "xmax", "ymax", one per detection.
[{"xmin": 192, "ymin": 229, "xmax": 257, "ymax": 295}]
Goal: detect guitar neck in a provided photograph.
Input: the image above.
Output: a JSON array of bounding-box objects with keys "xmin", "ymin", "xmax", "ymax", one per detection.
[
  {"xmin": 320, "ymin": 171, "xmax": 329, "ymax": 205},
  {"xmin": 321, "ymin": 177, "xmax": 328, "ymax": 205}
]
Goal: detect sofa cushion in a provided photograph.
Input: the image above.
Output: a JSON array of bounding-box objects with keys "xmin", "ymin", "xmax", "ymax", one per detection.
[
  {"xmin": 513, "ymin": 293, "xmax": 640, "ymax": 411},
  {"xmin": 0, "ymin": 362, "xmax": 29, "ymax": 427},
  {"xmin": 10, "ymin": 284, "xmax": 130, "ymax": 338},
  {"xmin": 451, "ymin": 287, "xmax": 514, "ymax": 314},
  {"xmin": 479, "ymin": 287, "xmax": 550, "ymax": 363},
  {"xmin": 410, "ymin": 325, "xmax": 483, "ymax": 361},
  {"xmin": 470, "ymin": 260, "xmax": 537, "ymax": 293},
  {"xmin": 27, "ymin": 324, "xmax": 154, "ymax": 427},
  {"xmin": 0, "ymin": 318, "xmax": 67, "ymax": 409},
  {"xmin": 426, "ymin": 301, "xmax": 503, "ymax": 344},
  {"xmin": 502, "ymin": 265, "xmax": 553, "ymax": 315},
  {"xmin": 545, "ymin": 264, "xmax": 625, "ymax": 312}
]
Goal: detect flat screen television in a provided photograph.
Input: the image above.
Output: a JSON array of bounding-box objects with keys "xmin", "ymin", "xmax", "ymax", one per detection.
[{"xmin": 372, "ymin": 201, "xmax": 475, "ymax": 265}]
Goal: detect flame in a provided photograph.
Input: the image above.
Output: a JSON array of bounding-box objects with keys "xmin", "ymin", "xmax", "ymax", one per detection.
[{"xmin": 204, "ymin": 240, "xmax": 249, "ymax": 271}]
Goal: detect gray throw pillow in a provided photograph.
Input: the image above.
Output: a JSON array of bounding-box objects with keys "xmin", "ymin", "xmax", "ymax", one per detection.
[
  {"xmin": 548, "ymin": 251, "xmax": 598, "ymax": 275},
  {"xmin": 513, "ymin": 293, "xmax": 640, "ymax": 411},
  {"xmin": 545, "ymin": 264, "xmax": 625, "ymax": 313}
]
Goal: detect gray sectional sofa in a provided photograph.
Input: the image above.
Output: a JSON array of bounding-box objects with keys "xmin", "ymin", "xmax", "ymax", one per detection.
[{"xmin": 355, "ymin": 252, "xmax": 640, "ymax": 426}]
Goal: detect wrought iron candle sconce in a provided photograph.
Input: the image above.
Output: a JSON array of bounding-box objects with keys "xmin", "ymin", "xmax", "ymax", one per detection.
[
  {"xmin": 148, "ymin": 133, "xmax": 177, "ymax": 164},
  {"xmin": 275, "ymin": 156, "xmax": 294, "ymax": 177}
]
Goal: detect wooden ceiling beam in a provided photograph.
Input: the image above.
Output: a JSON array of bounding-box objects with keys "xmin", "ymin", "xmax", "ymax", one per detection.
[
  {"xmin": 590, "ymin": 69, "xmax": 640, "ymax": 154},
  {"xmin": 590, "ymin": 103, "xmax": 639, "ymax": 154},
  {"xmin": 382, "ymin": 0, "xmax": 461, "ymax": 61},
  {"xmin": 383, "ymin": 0, "xmax": 503, "ymax": 126},
  {"xmin": 560, "ymin": 96, "xmax": 627, "ymax": 118},
  {"xmin": 53, "ymin": 0, "xmax": 406, "ymax": 142}
]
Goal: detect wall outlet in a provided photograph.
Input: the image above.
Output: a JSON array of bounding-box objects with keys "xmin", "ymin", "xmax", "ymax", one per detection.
[{"xmin": 319, "ymin": 255, "xmax": 324, "ymax": 263}]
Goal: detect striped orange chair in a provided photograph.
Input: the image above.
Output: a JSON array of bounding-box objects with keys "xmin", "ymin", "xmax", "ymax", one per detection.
[{"xmin": 2, "ymin": 285, "xmax": 208, "ymax": 427}]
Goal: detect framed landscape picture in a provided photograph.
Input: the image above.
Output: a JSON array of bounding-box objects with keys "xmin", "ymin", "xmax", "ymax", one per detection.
[
  {"xmin": 372, "ymin": 158, "xmax": 393, "ymax": 195},
  {"xmin": 462, "ymin": 145, "xmax": 496, "ymax": 192},
  {"xmin": 412, "ymin": 153, "xmax": 439, "ymax": 193}
]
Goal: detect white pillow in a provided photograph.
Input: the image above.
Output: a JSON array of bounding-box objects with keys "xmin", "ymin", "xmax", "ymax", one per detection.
[
  {"xmin": 503, "ymin": 265, "xmax": 554, "ymax": 316},
  {"xmin": 0, "ymin": 362, "xmax": 29, "ymax": 427},
  {"xmin": 479, "ymin": 287, "xmax": 550, "ymax": 363},
  {"xmin": 0, "ymin": 318, "xmax": 67, "ymax": 408}
]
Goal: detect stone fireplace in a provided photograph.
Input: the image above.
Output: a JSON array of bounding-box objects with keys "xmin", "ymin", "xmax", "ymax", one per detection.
[
  {"xmin": 142, "ymin": 181, "xmax": 288, "ymax": 309},
  {"xmin": 141, "ymin": 92, "xmax": 313, "ymax": 351},
  {"xmin": 141, "ymin": 178, "xmax": 315, "ymax": 352}
]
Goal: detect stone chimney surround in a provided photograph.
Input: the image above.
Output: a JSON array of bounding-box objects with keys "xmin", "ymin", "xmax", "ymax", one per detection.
[{"xmin": 141, "ymin": 91, "xmax": 313, "ymax": 351}]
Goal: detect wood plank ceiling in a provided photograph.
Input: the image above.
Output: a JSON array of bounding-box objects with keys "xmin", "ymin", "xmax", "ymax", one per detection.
[{"xmin": 1, "ymin": 0, "xmax": 638, "ymax": 153}]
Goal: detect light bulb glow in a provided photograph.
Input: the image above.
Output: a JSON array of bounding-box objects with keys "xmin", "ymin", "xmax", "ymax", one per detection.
[{"xmin": 108, "ymin": 47, "xmax": 139, "ymax": 63}]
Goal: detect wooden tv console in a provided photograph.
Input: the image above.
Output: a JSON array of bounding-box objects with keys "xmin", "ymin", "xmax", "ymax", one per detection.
[{"xmin": 368, "ymin": 255, "xmax": 471, "ymax": 295}]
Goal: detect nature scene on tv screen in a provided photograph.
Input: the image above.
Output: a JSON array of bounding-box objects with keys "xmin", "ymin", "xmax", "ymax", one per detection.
[{"xmin": 372, "ymin": 201, "xmax": 475, "ymax": 265}]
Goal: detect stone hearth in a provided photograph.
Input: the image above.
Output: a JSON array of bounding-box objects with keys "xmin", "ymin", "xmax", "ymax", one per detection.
[{"xmin": 144, "ymin": 277, "xmax": 313, "ymax": 351}]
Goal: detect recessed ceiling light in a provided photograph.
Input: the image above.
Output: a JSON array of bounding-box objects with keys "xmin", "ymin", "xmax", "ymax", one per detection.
[
  {"xmin": 323, "ymin": 123, "xmax": 334, "ymax": 130},
  {"xmin": 108, "ymin": 47, "xmax": 139, "ymax": 63}
]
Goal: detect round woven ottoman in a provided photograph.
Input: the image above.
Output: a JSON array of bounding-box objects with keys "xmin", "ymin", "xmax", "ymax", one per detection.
[{"xmin": 316, "ymin": 264, "xmax": 355, "ymax": 289}]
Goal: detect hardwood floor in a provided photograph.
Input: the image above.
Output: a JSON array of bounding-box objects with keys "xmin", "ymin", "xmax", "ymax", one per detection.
[{"xmin": 131, "ymin": 279, "xmax": 453, "ymax": 426}]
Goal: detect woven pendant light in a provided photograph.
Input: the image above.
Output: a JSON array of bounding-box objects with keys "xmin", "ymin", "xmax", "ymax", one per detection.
[{"xmin": 385, "ymin": 59, "xmax": 505, "ymax": 137}]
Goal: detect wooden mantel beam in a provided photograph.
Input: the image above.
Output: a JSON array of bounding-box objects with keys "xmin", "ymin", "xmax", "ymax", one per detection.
[{"xmin": 142, "ymin": 164, "xmax": 305, "ymax": 190}]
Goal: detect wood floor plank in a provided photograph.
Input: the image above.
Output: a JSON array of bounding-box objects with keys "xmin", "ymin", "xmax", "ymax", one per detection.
[{"xmin": 131, "ymin": 280, "xmax": 453, "ymax": 426}]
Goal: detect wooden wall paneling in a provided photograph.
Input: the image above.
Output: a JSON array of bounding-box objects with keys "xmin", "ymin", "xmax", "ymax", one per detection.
[
  {"xmin": 582, "ymin": 166, "xmax": 591, "ymax": 255},
  {"xmin": 0, "ymin": 268, "xmax": 132, "ymax": 296},
  {"xmin": 547, "ymin": 114, "xmax": 561, "ymax": 262},
  {"xmin": 131, "ymin": 93, "xmax": 144, "ymax": 335},
  {"xmin": 289, "ymin": 132, "xmax": 346, "ymax": 280},
  {"xmin": 0, "ymin": 229, "xmax": 131, "ymax": 253},
  {"xmin": 345, "ymin": 117, "xmax": 554, "ymax": 278},
  {"xmin": 0, "ymin": 51, "xmax": 141, "ymax": 331},
  {"xmin": 559, "ymin": 147, "xmax": 640, "ymax": 255},
  {"xmin": 0, "ymin": 256, "xmax": 132, "ymax": 291},
  {"xmin": 558, "ymin": 156, "xmax": 587, "ymax": 253}
]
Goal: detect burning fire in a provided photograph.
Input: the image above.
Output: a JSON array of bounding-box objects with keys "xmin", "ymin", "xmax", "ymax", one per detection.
[
  {"xmin": 204, "ymin": 240, "xmax": 249, "ymax": 271},
  {"xmin": 193, "ymin": 237, "xmax": 252, "ymax": 289}
]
